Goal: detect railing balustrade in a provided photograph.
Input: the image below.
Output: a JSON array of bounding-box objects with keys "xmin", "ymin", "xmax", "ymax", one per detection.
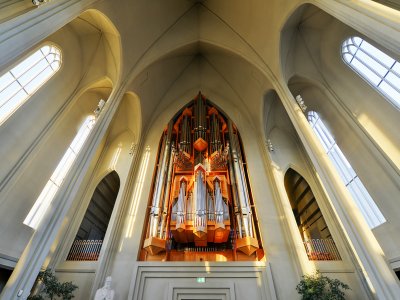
[
  {"xmin": 303, "ymin": 239, "xmax": 341, "ymax": 261},
  {"xmin": 66, "ymin": 239, "xmax": 103, "ymax": 261}
]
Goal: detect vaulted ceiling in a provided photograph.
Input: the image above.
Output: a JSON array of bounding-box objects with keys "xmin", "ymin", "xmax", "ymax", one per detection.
[{"xmin": 88, "ymin": 0, "xmax": 302, "ymax": 135}]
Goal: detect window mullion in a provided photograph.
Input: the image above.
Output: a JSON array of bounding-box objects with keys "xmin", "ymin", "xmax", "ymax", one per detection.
[
  {"xmin": 352, "ymin": 57, "xmax": 385, "ymax": 87},
  {"xmin": 308, "ymin": 111, "xmax": 385, "ymax": 229},
  {"xmin": 342, "ymin": 36, "xmax": 400, "ymax": 108},
  {"xmin": 11, "ymin": 53, "xmax": 46, "ymax": 83},
  {"xmin": 24, "ymin": 115, "xmax": 95, "ymax": 229}
]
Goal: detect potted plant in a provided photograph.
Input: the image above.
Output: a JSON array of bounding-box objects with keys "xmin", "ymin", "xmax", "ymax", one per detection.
[
  {"xmin": 28, "ymin": 269, "xmax": 78, "ymax": 300},
  {"xmin": 296, "ymin": 271, "xmax": 350, "ymax": 300}
]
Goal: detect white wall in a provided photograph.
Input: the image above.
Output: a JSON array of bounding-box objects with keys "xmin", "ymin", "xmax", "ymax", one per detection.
[{"xmin": 283, "ymin": 3, "xmax": 400, "ymax": 267}]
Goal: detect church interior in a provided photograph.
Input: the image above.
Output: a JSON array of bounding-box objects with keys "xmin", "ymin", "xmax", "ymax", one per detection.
[{"xmin": 0, "ymin": 0, "xmax": 399, "ymax": 299}]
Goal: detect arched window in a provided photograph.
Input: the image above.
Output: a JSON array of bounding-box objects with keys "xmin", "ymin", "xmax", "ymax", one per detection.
[
  {"xmin": 308, "ymin": 111, "xmax": 386, "ymax": 229},
  {"xmin": 342, "ymin": 36, "xmax": 400, "ymax": 108},
  {"xmin": 24, "ymin": 115, "xmax": 95, "ymax": 229},
  {"xmin": 0, "ymin": 44, "xmax": 62, "ymax": 124}
]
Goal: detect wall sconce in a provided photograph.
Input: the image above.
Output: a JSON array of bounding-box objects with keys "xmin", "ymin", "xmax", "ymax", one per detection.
[
  {"xmin": 295, "ymin": 95, "xmax": 307, "ymax": 113},
  {"xmin": 129, "ymin": 143, "xmax": 137, "ymax": 156},
  {"xmin": 94, "ymin": 99, "xmax": 106, "ymax": 118},
  {"xmin": 266, "ymin": 139, "xmax": 274, "ymax": 152},
  {"xmin": 32, "ymin": 0, "xmax": 49, "ymax": 6}
]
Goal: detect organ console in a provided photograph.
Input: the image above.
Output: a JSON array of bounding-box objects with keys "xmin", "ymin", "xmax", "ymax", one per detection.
[{"xmin": 141, "ymin": 93, "xmax": 263, "ymax": 261}]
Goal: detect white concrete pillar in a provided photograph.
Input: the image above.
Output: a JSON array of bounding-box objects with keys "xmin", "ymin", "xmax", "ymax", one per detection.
[
  {"xmin": 315, "ymin": 0, "xmax": 400, "ymax": 57},
  {"xmin": 0, "ymin": 0, "xmax": 96, "ymax": 72},
  {"xmin": 276, "ymin": 83, "xmax": 400, "ymax": 299},
  {"xmin": 0, "ymin": 86, "xmax": 125, "ymax": 300},
  {"xmin": 266, "ymin": 155, "xmax": 316, "ymax": 276}
]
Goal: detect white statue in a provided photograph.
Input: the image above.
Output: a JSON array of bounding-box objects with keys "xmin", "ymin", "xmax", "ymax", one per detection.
[{"xmin": 94, "ymin": 276, "xmax": 115, "ymax": 300}]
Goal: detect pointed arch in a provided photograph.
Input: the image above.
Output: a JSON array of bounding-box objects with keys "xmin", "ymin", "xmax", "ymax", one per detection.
[{"xmin": 67, "ymin": 170, "xmax": 120, "ymax": 261}]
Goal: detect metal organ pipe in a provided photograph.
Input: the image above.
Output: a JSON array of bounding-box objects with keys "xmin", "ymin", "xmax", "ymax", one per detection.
[
  {"xmin": 176, "ymin": 180, "xmax": 186, "ymax": 229},
  {"xmin": 194, "ymin": 96, "xmax": 206, "ymax": 141},
  {"xmin": 180, "ymin": 115, "xmax": 191, "ymax": 153},
  {"xmin": 214, "ymin": 180, "xmax": 225, "ymax": 226},
  {"xmin": 227, "ymin": 120, "xmax": 254, "ymax": 238},
  {"xmin": 227, "ymin": 147, "xmax": 243, "ymax": 238},
  {"xmin": 207, "ymin": 192, "xmax": 215, "ymax": 221},
  {"xmin": 193, "ymin": 170, "xmax": 207, "ymax": 233},
  {"xmin": 194, "ymin": 98, "xmax": 199, "ymax": 141},
  {"xmin": 149, "ymin": 121, "xmax": 173, "ymax": 238},
  {"xmin": 210, "ymin": 113, "xmax": 221, "ymax": 153},
  {"xmin": 159, "ymin": 146, "xmax": 175, "ymax": 239},
  {"xmin": 143, "ymin": 94, "xmax": 260, "ymax": 258}
]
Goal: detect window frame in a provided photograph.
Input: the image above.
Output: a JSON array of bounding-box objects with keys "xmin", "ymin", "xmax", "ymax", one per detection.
[
  {"xmin": 307, "ymin": 110, "xmax": 386, "ymax": 229},
  {"xmin": 0, "ymin": 41, "xmax": 63, "ymax": 125},
  {"xmin": 341, "ymin": 36, "xmax": 400, "ymax": 110},
  {"xmin": 24, "ymin": 115, "xmax": 95, "ymax": 229}
]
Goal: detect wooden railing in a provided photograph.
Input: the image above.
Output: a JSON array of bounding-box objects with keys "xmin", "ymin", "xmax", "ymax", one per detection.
[
  {"xmin": 66, "ymin": 240, "xmax": 103, "ymax": 261},
  {"xmin": 303, "ymin": 239, "xmax": 341, "ymax": 261}
]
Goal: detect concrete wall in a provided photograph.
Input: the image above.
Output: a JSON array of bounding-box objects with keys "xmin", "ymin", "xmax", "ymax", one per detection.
[
  {"xmin": 0, "ymin": 0, "xmax": 399, "ymax": 299},
  {"xmin": 282, "ymin": 4, "xmax": 400, "ymax": 268}
]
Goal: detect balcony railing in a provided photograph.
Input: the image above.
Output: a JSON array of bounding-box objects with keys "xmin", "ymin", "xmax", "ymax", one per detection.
[
  {"xmin": 303, "ymin": 239, "xmax": 341, "ymax": 261},
  {"xmin": 66, "ymin": 239, "xmax": 103, "ymax": 261}
]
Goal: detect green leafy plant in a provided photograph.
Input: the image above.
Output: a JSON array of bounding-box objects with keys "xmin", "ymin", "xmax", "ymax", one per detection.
[
  {"xmin": 296, "ymin": 271, "xmax": 350, "ymax": 300},
  {"xmin": 28, "ymin": 269, "xmax": 78, "ymax": 300}
]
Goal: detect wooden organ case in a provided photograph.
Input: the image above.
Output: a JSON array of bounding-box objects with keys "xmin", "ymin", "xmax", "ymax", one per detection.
[{"xmin": 140, "ymin": 93, "xmax": 264, "ymax": 261}]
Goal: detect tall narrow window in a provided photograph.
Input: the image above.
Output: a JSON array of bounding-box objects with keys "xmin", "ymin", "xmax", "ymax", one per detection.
[
  {"xmin": 0, "ymin": 44, "xmax": 62, "ymax": 124},
  {"xmin": 308, "ymin": 111, "xmax": 386, "ymax": 229},
  {"xmin": 24, "ymin": 115, "xmax": 95, "ymax": 229},
  {"xmin": 342, "ymin": 36, "xmax": 400, "ymax": 108}
]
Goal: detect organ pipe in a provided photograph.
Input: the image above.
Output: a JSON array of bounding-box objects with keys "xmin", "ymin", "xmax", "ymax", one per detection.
[
  {"xmin": 210, "ymin": 113, "xmax": 222, "ymax": 153},
  {"xmin": 194, "ymin": 95, "xmax": 206, "ymax": 142},
  {"xmin": 159, "ymin": 145, "xmax": 176, "ymax": 239},
  {"xmin": 176, "ymin": 180, "xmax": 186, "ymax": 229},
  {"xmin": 227, "ymin": 145, "xmax": 243, "ymax": 238},
  {"xmin": 142, "ymin": 93, "xmax": 260, "ymax": 258},
  {"xmin": 149, "ymin": 121, "xmax": 173, "ymax": 238},
  {"xmin": 228, "ymin": 119, "xmax": 254, "ymax": 238},
  {"xmin": 214, "ymin": 180, "xmax": 225, "ymax": 226},
  {"xmin": 180, "ymin": 115, "xmax": 191, "ymax": 154},
  {"xmin": 193, "ymin": 167, "xmax": 207, "ymax": 236}
]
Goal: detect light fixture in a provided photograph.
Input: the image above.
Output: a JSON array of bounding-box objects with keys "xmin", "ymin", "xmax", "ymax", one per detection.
[
  {"xmin": 94, "ymin": 99, "xmax": 106, "ymax": 117},
  {"xmin": 32, "ymin": 0, "xmax": 49, "ymax": 6},
  {"xmin": 295, "ymin": 95, "xmax": 307, "ymax": 112},
  {"xmin": 266, "ymin": 139, "xmax": 274, "ymax": 152}
]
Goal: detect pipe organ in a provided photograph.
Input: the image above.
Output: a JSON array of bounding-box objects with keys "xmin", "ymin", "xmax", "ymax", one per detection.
[{"xmin": 142, "ymin": 93, "xmax": 263, "ymax": 261}]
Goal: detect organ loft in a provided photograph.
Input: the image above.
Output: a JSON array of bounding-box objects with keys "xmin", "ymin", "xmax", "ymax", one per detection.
[{"xmin": 140, "ymin": 93, "xmax": 264, "ymax": 261}]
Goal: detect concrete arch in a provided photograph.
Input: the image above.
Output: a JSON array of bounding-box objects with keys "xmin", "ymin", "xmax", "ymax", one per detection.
[
  {"xmin": 262, "ymin": 89, "xmax": 300, "ymax": 142},
  {"xmin": 63, "ymin": 9, "xmax": 121, "ymax": 88},
  {"xmin": 280, "ymin": 3, "xmax": 400, "ymax": 189},
  {"xmin": 126, "ymin": 40, "xmax": 274, "ymax": 140},
  {"xmin": 123, "ymin": 3, "xmax": 271, "ymax": 87},
  {"xmin": 280, "ymin": 2, "xmax": 400, "ymax": 83},
  {"xmin": 283, "ymin": 163, "xmax": 309, "ymax": 184},
  {"xmin": 97, "ymin": 170, "xmax": 121, "ymax": 196}
]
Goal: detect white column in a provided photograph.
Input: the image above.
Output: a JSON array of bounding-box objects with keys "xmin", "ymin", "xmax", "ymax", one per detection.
[
  {"xmin": 267, "ymin": 155, "xmax": 315, "ymax": 275},
  {"xmin": 0, "ymin": 86, "xmax": 125, "ymax": 300},
  {"xmin": 276, "ymin": 83, "xmax": 400, "ymax": 299},
  {"xmin": 0, "ymin": 0, "xmax": 97, "ymax": 71},
  {"xmin": 315, "ymin": 0, "xmax": 400, "ymax": 56}
]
